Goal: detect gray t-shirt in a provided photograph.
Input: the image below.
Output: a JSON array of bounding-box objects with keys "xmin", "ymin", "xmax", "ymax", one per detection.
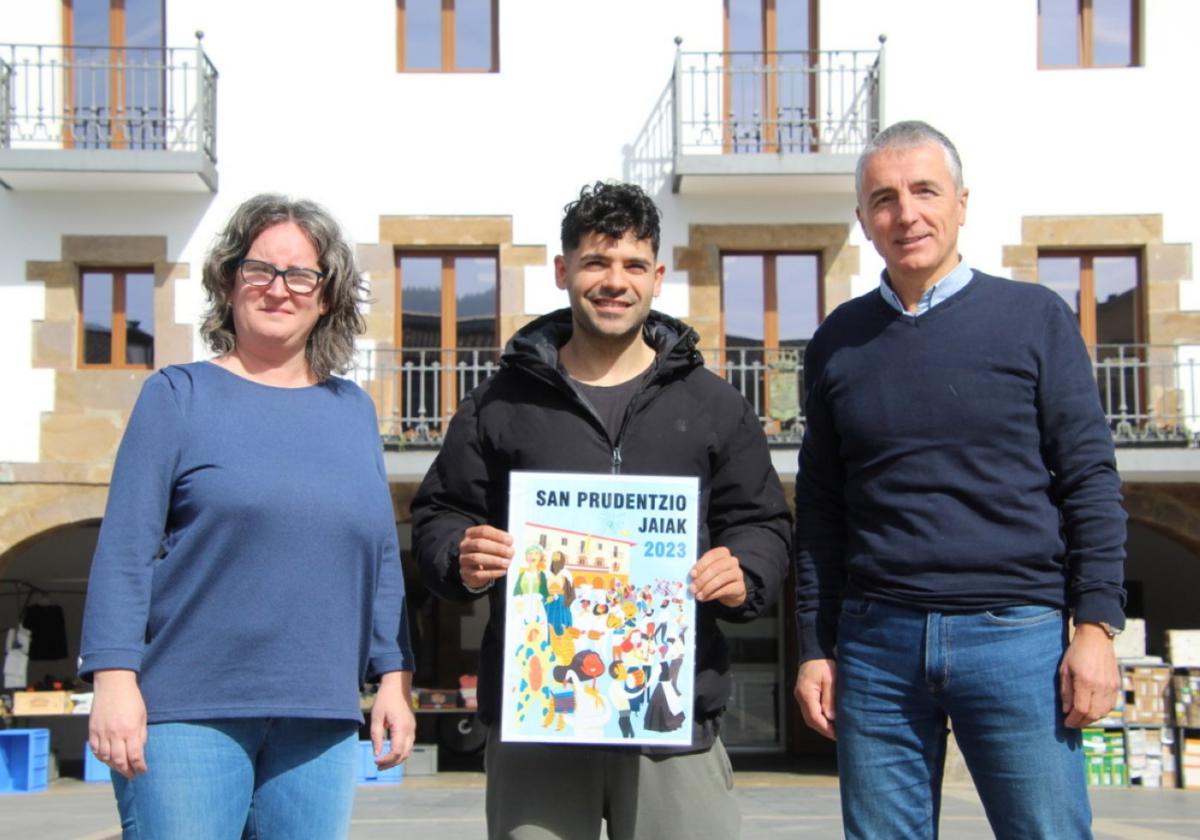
[{"xmin": 571, "ymin": 373, "xmax": 645, "ymax": 441}]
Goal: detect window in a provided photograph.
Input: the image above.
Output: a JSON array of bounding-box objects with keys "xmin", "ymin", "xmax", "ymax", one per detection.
[
  {"xmin": 79, "ymin": 268, "xmax": 155, "ymax": 368},
  {"xmin": 397, "ymin": 0, "xmax": 498, "ymax": 72},
  {"xmin": 1039, "ymin": 250, "xmax": 1142, "ymax": 427},
  {"xmin": 724, "ymin": 0, "xmax": 817, "ymax": 152},
  {"xmin": 63, "ymin": 0, "xmax": 166, "ymax": 149},
  {"xmin": 395, "ymin": 251, "xmax": 498, "ymax": 431},
  {"xmin": 721, "ymin": 252, "xmax": 820, "ymax": 436},
  {"xmin": 1038, "ymin": 251, "xmax": 1140, "ymax": 346},
  {"xmin": 1039, "ymin": 0, "xmax": 1140, "ymax": 68}
]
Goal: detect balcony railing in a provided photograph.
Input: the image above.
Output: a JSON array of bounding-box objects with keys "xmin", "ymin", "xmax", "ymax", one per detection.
[
  {"xmin": 352, "ymin": 348, "xmax": 501, "ymax": 446},
  {"xmin": 351, "ymin": 343, "xmax": 1200, "ymax": 449},
  {"xmin": 677, "ymin": 47, "xmax": 883, "ymax": 157},
  {"xmin": 625, "ymin": 38, "xmax": 884, "ymax": 194},
  {"xmin": 0, "ymin": 35, "xmax": 217, "ymax": 189}
]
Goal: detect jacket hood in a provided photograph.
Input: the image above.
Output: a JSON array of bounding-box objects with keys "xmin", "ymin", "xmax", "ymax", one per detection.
[{"xmin": 501, "ymin": 308, "xmax": 704, "ymax": 381}]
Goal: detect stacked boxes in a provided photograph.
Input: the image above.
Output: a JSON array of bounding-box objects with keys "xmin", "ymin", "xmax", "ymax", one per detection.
[
  {"xmin": 1082, "ymin": 728, "xmax": 1127, "ymax": 787},
  {"xmin": 1125, "ymin": 727, "xmax": 1177, "ymax": 788},
  {"xmin": 1174, "ymin": 668, "xmax": 1200, "ymax": 728},
  {"xmin": 1123, "ymin": 665, "xmax": 1172, "ymax": 725},
  {"xmin": 1184, "ymin": 734, "xmax": 1200, "ymax": 790}
]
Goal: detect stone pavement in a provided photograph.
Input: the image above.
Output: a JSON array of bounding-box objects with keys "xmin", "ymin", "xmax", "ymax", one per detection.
[{"xmin": 1, "ymin": 771, "xmax": 1197, "ymax": 839}]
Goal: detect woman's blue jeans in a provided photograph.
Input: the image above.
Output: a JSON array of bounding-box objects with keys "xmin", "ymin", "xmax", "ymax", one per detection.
[
  {"xmin": 835, "ymin": 598, "xmax": 1092, "ymax": 840},
  {"xmin": 111, "ymin": 718, "xmax": 359, "ymax": 840}
]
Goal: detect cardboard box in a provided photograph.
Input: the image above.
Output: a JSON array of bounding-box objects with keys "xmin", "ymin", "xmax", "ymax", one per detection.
[
  {"xmin": 1113, "ymin": 618, "xmax": 1147, "ymax": 659},
  {"xmin": 1168, "ymin": 630, "xmax": 1200, "ymax": 667},
  {"xmin": 1173, "ymin": 669, "xmax": 1200, "ymax": 727},
  {"xmin": 1122, "ymin": 666, "xmax": 1172, "ymax": 725},
  {"xmin": 414, "ymin": 688, "xmax": 458, "ymax": 710},
  {"xmin": 11, "ymin": 691, "xmax": 71, "ymax": 716}
]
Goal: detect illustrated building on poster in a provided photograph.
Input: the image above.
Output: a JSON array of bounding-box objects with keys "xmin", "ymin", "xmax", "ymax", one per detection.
[{"xmin": 525, "ymin": 522, "xmax": 636, "ymax": 593}]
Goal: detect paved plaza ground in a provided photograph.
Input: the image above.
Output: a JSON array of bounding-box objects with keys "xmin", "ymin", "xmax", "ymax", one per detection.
[{"xmin": 1, "ymin": 768, "xmax": 1197, "ymax": 839}]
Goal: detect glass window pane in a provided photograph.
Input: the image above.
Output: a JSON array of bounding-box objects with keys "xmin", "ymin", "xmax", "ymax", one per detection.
[
  {"xmin": 1038, "ymin": 255, "xmax": 1082, "ymax": 316},
  {"xmin": 124, "ymin": 0, "xmax": 165, "ymax": 148},
  {"xmin": 1093, "ymin": 0, "xmax": 1134, "ymax": 66},
  {"xmin": 405, "ymin": 0, "xmax": 443, "ymax": 69},
  {"xmin": 72, "ymin": 0, "xmax": 112, "ymax": 148},
  {"xmin": 1040, "ymin": 0, "xmax": 1080, "ymax": 66},
  {"xmin": 125, "ymin": 0, "xmax": 163, "ymax": 48},
  {"xmin": 82, "ymin": 271, "xmax": 114, "ymax": 365},
  {"xmin": 728, "ymin": 0, "xmax": 764, "ymax": 151},
  {"xmin": 454, "ymin": 256, "xmax": 496, "ymax": 347},
  {"xmin": 776, "ymin": 0, "xmax": 811, "ymax": 52},
  {"xmin": 1094, "ymin": 255, "xmax": 1138, "ymax": 345},
  {"xmin": 722, "ymin": 255, "xmax": 765, "ymax": 346},
  {"xmin": 454, "ymin": 0, "xmax": 492, "ymax": 70},
  {"xmin": 776, "ymin": 0, "xmax": 812, "ymax": 150},
  {"xmin": 776, "ymin": 254, "xmax": 820, "ymax": 346},
  {"xmin": 73, "ymin": 0, "xmax": 110, "ymax": 45},
  {"xmin": 125, "ymin": 272, "xmax": 155, "ymax": 365},
  {"xmin": 400, "ymin": 256, "xmax": 443, "ymax": 347}
]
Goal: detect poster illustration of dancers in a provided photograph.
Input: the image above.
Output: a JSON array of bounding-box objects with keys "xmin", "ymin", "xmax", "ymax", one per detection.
[{"xmin": 501, "ymin": 471, "xmax": 698, "ymax": 747}]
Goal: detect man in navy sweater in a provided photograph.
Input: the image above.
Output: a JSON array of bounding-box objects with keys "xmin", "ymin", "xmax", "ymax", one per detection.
[{"xmin": 793, "ymin": 121, "xmax": 1126, "ymax": 839}]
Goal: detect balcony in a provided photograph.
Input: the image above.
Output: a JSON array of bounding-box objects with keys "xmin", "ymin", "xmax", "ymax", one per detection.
[
  {"xmin": 0, "ymin": 35, "xmax": 217, "ymax": 192},
  {"xmin": 352, "ymin": 343, "xmax": 1200, "ymax": 458},
  {"xmin": 625, "ymin": 38, "xmax": 884, "ymax": 196}
]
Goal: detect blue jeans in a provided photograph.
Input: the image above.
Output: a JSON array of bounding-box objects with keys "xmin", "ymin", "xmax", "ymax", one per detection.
[
  {"xmin": 835, "ymin": 599, "xmax": 1091, "ymax": 840},
  {"xmin": 111, "ymin": 718, "xmax": 359, "ymax": 840}
]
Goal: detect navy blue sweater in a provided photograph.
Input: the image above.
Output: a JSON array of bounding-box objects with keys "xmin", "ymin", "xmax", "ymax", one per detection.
[
  {"xmin": 794, "ymin": 272, "xmax": 1126, "ymax": 661},
  {"xmin": 80, "ymin": 362, "xmax": 414, "ymax": 722}
]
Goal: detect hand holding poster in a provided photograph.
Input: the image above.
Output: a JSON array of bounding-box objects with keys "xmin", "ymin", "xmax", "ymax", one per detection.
[{"xmin": 501, "ymin": 471, "xmax": 699, "ymax": 747}]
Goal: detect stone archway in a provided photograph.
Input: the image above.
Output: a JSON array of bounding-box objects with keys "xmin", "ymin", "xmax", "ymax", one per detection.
[
  {"xmin": 1122, "ymin": 483, "xmax": 1200, "ymax": 557},
  {"xmin": 0, "ymin": 470, "xmax": 110, "ymax": 579}
]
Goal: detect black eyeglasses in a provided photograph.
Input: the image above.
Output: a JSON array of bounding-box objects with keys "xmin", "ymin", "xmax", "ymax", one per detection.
[{"xmin": 237, "ymin": 259, "xmax": 325, "ymax": 295}]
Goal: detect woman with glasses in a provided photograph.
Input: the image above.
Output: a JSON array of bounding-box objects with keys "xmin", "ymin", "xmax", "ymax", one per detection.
[{"xmin": 79, "ymin": 194, "xmax": 415, "ymax": 839}]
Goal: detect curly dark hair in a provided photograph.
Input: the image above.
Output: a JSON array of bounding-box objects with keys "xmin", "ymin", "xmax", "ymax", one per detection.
[
  {"xmin": 199, "ymin": 194, "xmax": 366, "ymax": 382},
  {"xmin": 560, "ymin": 181, "xmax": 661, "ymax": 256}
]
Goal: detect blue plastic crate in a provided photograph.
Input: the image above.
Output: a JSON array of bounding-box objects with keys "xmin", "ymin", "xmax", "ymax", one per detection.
[
  {"xmin": 0, "ymin": 728, "xmax": 50, "ymax": 794},
  {"xmin": 83, "ymin": 743, "xmax": 110, "ymax": 782},
  {"xmin": 357, "ymin": 740, "xmax": 403, "ymax": 784}
]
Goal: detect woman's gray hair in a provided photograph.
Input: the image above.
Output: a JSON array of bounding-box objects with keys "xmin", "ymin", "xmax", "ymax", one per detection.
[
  {"xmin": 855, "ymin": 120, "xmax": 963, "ymax": 199},
  {"xmin": 200, "ymin": 194, "xmax": 366, "ymax": 382}
]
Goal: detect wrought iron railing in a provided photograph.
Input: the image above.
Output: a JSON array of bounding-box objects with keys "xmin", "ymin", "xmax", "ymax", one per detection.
[
  {"xmin": 1092, "ymin": 344, "xmax": 1198, "ymax": 443},
  {"xmin": 674, "ymin": 45, "xmax": 883, "ymax": 157},
  {"xmin": 0, "ymin": 35, "xmax": 217, "ymax": 160},
  {"xmin": 352, "ymin": 343, "xmax": 1199, "ymax": 448},
  {"xmin": 351, "ymin": 348, "xmax": 501, "ymax": 445},
  {"xmin": 625, "ymin": 40, "xmax": 884, "ymax": 192}
]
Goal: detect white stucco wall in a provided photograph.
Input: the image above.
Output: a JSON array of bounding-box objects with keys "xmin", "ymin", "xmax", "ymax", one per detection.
[{"xmin": 0, "ymin": 0, "xmax": 1194, "ymax": 461}]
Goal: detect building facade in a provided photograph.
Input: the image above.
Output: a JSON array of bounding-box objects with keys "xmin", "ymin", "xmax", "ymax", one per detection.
[{"xmin": 2, "ymin": 0, "xmax": 1198, "ymax": 757}]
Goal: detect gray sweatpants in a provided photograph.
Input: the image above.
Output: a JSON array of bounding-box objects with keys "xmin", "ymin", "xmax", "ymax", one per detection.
[{"xmin": 484, "ymin": 727, "xmax": 740, "ymax": 840}]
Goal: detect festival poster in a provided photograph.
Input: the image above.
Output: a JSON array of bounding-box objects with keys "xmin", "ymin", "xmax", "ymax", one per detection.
[{"xmin": 501, "ymin": 471, "xmax": 699, "ymax": 747}]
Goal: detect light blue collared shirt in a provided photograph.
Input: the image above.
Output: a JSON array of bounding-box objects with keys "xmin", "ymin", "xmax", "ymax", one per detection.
[{"xmin": 878, "ymin": 259, "xmax": 974, "ymax": 317}]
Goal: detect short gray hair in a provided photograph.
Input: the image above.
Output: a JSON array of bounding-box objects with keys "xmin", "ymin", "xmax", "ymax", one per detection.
[
  {"xmin": 200, "ymin": 194, "xmax": 366, "ymax": 382},
  {"xmin": 855, "ymin": 120, "xmax": 963, "ymax": 200}
]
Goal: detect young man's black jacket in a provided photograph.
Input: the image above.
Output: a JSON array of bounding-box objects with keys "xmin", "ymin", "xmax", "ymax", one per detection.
[{"xmin": 411, "ymin": 308, "xmax": 792, "ymax": 753}]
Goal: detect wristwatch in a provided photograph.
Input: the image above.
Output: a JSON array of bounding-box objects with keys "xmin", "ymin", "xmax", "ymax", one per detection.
[{"xmin": 1082, "ymin": 621, "xmax": 1121, "ymax": 640}]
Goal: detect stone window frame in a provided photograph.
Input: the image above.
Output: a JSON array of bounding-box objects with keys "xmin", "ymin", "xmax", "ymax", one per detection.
[
  {"xmin": 1004, "ymin": 214, "xmax": 1196, "ymax": 435},
  {"xmin": 26, "ymin": 234, "xmax": 191, "ymax": 464},
  {"xmin": 1002, "ymin": 215, "xmax": 1193, "ymax": 349},
  {"xmin": 672, "ymin": 222, "xmax": 859, "ymax": 351},
  {"xmin": 356, "ymin": 216, "xmax": 545, "ymax": 438}
]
